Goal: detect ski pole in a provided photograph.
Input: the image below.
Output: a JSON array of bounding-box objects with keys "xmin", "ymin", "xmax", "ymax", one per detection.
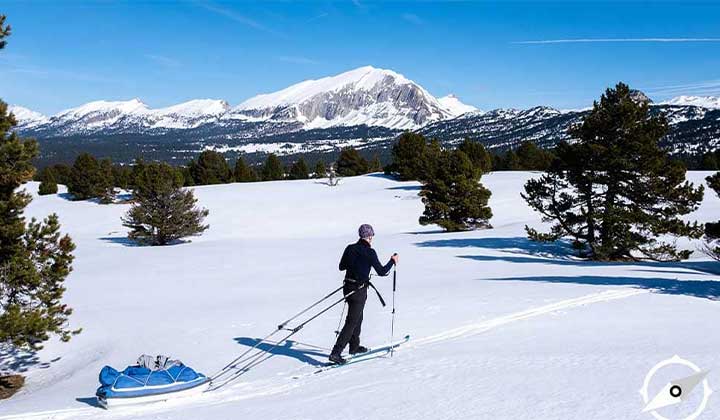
[
  {"xmin": 390, "ymin": 264, "xmax": 397, "ymax": 357},
  {"xmin": 277, "ymin": 285, "xmax": 344, "ymax": 330},
  {"xmin": 210, "ymin": 285, "xmax": 366, "ymax": 387},
  {"xmin": 210, "ymin": 284, "xmax": 343, "ymax": 380}
]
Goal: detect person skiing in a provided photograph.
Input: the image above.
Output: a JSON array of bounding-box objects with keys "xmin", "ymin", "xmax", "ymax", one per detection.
[{"xmin": 329, "ymin": 224, "xmax": 399, "ymax": 365}]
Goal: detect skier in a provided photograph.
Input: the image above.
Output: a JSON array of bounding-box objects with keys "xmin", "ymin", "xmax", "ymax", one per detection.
[{"xmin": 329, "ymin": 224, "xmax": 399, "ymax": 365}]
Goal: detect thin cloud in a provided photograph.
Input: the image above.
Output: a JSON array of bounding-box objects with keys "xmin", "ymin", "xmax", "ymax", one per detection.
[
  {"xmin": 641, "ymin": 79, "xmax": 720, "ymax": 97},
  {"xmin": 307, "ymin": 12, "xmax": 329, "ymax": 23},
  {"xmin": 195, "ymin": 1, "xmax": 284, "ymax": 37},
  {"xmin": 275, "ymin": 55, "xmax": 320, "ymax": 65},
  {"xmin": 401, "ymin": 13, "xmax": 424, "ymax": 25},
  {"xmin": 144, "ymin": 54, "xmax": 181, "ymax": 68},
  {"xmin": 514, "ymin": 38, "xmax": 720, "ymax": 44}
]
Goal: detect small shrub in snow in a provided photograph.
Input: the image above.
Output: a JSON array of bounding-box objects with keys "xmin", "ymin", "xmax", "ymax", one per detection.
[
  {"xmin": 419, "ymin": 148, "xmax": 493, "ymax": 231},
  {"xmin": 122, "ymin": 162, "xmax": 209, "ymax": 246}
]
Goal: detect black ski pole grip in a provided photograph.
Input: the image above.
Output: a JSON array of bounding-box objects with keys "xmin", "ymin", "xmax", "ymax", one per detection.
[{"xmin": 393, "ymin": 269, "xmax": 397, "ymax": 292}]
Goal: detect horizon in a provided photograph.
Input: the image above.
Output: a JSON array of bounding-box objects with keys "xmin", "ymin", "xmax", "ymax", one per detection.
[{"xmin": 1, "ymin": 1, "xmax": 719, "ymax": 115}]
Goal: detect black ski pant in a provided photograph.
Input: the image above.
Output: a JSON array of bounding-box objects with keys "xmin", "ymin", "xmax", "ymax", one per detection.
[{"xmin": 332, "ymin": 283, "xmax": 368, "ymax": 355}]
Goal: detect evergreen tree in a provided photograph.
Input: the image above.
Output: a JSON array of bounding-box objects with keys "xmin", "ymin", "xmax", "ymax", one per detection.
[
  {"xmin": 388, "ymin": 132, "xmax": 428, "ymax": 180},
  {"xmin": 234, "ymin": 156, "xmax": 257, "ymax": 182},
  {"xmin": 261, "ymin": 153, "xmax": 285, "ymax": 181},
  {"xmin": 504, "ymin": 150, "xmax": 521, "ymax": 170},
  {"xmin": 515, "ymin": 141, "xmax": 554, "ymax": 171},
  {"xmin": 336, "ymin": 147, "xmax": 370, "ymax": 177},
  {"xmin": 111, "ymin": 164, "xmax": 133, "ymax": 190},
  {"xmin": 419, "ymin": 149, "xmax": 493, "ymax": 231},
  {"xmin": 46, "ymin": 164, "xmax": 72, "ymax": 186},
  {"xmin": 122, "ymin": 162, "xmax": 208, "ymax": 246},
  {"xmin": 288, "ymin": 157, "xmax": 309, "ymax": 180},
  {"xmin": 703, "ymin": 172, "xmax": 720, "ymax": 260},
  {"xmin": 98, "ymin": 158, "xmax": 115, "ymax": 203},
  {"xmin": 369, "ymin": 154, "xmax": 383, "ymax": 173},
  {"xmin": 38, "ymin": 170, "xmax": 58, "ymax": 195},
  {"xmin": 188, "ymin": 150, "xmax": 232, "ymax": 185},
  {"xmin": 68, "ymin": 153, "xmax": 114, "ymax": 201},
  {"xmin": 700, "ymin": 151, "xmax": 719, "ymax": 170},
  {"xmin": 458, "ymin": 138, "xmax": 492, "ymax": 176},
  {"xmin": 522, "ymin": 83, "xmax": 704, "ymax": 261},
  {"xmin": 314, "ymin": 160, "xmax": 327, "ymax": 178},
  {"xmin": 0, "ymin": 18, "xmax": 79, "ymax": 351}
]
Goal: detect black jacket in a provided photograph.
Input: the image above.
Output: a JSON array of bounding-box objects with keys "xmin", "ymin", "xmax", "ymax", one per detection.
[{"xmin": 339, "ymin": 239, "xmax": 394, "ymax": 282}]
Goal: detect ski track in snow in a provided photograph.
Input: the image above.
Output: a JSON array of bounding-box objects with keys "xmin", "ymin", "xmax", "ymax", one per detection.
[{"xmin": 0, "ymin": 288, "xmax": 646, "ymax": 420}]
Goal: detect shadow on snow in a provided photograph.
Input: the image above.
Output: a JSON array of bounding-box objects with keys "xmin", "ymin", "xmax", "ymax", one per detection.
[
  {"xmin": 416, "ymin": 236, "xmax": 720, "ymax": 300},
  {"xmin": 484, "ymin": 275, "xmax": 720, "ymax": 301},
  {"xmin": 233, "ymin": 338, "xmax": 329, "ymax": 367}
]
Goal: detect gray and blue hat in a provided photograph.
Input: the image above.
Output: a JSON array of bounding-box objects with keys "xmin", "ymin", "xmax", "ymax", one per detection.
[{"xmin": 358, "ymin": 224, "xmax": 375, "ymax": 239}]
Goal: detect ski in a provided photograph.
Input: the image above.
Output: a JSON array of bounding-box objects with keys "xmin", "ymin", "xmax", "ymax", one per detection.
[{"xmin": 312, "ymin": 334, "xmax": 410, "ymax": 374}]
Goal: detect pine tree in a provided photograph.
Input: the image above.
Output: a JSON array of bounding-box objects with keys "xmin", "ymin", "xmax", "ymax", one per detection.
[
  {"xmin": 0, "ymin": 17, "xmax": 79, "ymax": 352},
  {"xmin": 458, "ymin": 138, "xmax": 492, "ymax": 176},
  {"xmin": 288, "ymin": 157, "xmax": 309, "ymax": 180},
  {"xmin": 388, "ymin": 132, "xmax": 428, "ymax": 180},
  {"xmin": 523, "ymin": 83, "xmax": 704, "ymax": 261},
  {"xmin": 703, "ymin": 172, "xmax": 720, "ymax": 260},
  {"xmin": 419, "ymin": 149, "xmax": 493, "ymax": 231},
  {"xmin": 314, "ymin": 160, "xmax": 327, "ymax": 178},
  {"xmin": 38, "ymin": 170, "xmax": 58, "ymax": 195},
  {"xmin": 234, "ymin": 156, "xmax": 257, "ymax": 182},
  {"xmin": 261, "ymin": 153, "xmax": 285, "ymax": 181},
  {"xmin": 111, "ymin": 164, "xmax": 133, "ymax": 190},
  {"xmin": 369, "ymin": 154, "xmax": 383, "ymax": 173},
  {"xmin": 515, "ymin": 141, "xmax": 554, "ymax": 171},
  {"xmin": 188, "ymin": 150, "xmax": 232, "ymax": 185},
  {"xmin": 68, "ymin": 153, "xmax": 114, "ymax": 201},
  {"xmin": 122, "ymin": 162, "xmax": 209, "ymax": 246},
  {"xmin": 336, "ymin": 147, "xmax": 370, "ymax": 177}
]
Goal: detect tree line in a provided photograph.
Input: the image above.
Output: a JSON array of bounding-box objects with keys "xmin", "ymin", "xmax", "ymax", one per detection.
[{"xmin": 34, "ymin": 147, "xmax": 386, "ymax": 200}]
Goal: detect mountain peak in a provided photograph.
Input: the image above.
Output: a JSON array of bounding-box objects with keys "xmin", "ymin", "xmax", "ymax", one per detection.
[
  {"xmin": 234, "ymin": 65, "xmax": 448, "ymax": 129},
  {"xmin": 438, "ymin": 94, "xmax": 479, "ymax": 117},
  {"xmin": 57, "ymin": 98, "xmax": 149, "ymax": 119},
  {"xmin": 661, "ymin": 95, "xmax": 720, "ymax": 109}
]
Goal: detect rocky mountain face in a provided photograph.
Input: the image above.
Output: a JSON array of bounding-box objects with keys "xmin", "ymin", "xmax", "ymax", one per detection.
[{"xmin": 8, "ymin": 67, "xmax": 720, "ymax": 166}]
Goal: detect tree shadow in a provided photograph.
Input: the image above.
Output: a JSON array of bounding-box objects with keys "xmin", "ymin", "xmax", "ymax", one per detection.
[
  {"xmin": 233, "ymin": 338, "xmax": 328, "ymax": 367},
  {"xmin": 417, "ymin": 236, "xmax": 576, "ymax": 258},
  {"xmin": 485, "ymin": 275, "xmax": 720, "ymax": 301},
  {"xmin": 99, "ymin": 236, "xmax": 189, "ymax": 247},
  {"xmin": 99, "ymin": 236, "xmax": 140, "ymax": 247},
  {"xmin": 418, "ymin": 236, "xmax": 720, "ymax": 275},
  {"xmin": 386, "ymin": 185, "xmax": 421, "ymax": 191},
  {"xmin": 0, "ymin": 345, "xmax": 55, "ymax": 374}
]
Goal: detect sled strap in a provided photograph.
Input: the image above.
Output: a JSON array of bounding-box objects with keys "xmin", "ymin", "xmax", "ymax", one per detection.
[{"xmin": 368, "ymin": 281, "xmax": 386, "ymax": 307}]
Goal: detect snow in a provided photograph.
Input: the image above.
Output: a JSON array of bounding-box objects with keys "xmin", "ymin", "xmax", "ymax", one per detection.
[
  {"xmin": 152, "ymin": 99, "xmax": 230, "ymax": 117},
  {"xmin": 438, "ymin": 94, "xmax": 479, "ymax": 117},
  {"xmin": 236, "ymin": 66, "xmax": 411, "ymax": 110},
  {"xmin": 661, "ymin": 95, "xmax": 720, "ymax": 109},
  {"xmin": 8, "ymin": 105, "xmax": 49, "ymax": 126},
  {"xmin": 3, "ymin": 171, "xmax": 720, "ymax": 419},
  {"xmin": 55, "ymin": 99, "xmax": 149, "ymax": 120}
]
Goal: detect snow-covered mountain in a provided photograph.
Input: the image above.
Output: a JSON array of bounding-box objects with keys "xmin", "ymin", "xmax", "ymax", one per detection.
[
  {"xmin": 8, "ymin": 105, "xmax": 49, "ymax": 129},
  {"xmin": 11, "ymin": 66, "xmax": 471, "ymax": 135},
  {"xmin": 438, "ymin": 94, "xmax": 479, "ymax": 116},
  {"xmin": 9, "ymin": 72, "xmax": 720, "ymax": 166},
  {"xmin": 661, "ymin": 95, "xmax": 720, "ymax": 109},
  {"xmin": 35, "ymin": 98, "xmax": 231, "ymax": 134},
  {"xmin": 229, "ymin": 66, "xmax": 454, "ymax": 129}
]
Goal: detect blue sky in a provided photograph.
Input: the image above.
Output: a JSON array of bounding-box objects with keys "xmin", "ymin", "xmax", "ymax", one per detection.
[{"xmin": 1, "ymin": 1, "xmax": 719, "ymax": 115}]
